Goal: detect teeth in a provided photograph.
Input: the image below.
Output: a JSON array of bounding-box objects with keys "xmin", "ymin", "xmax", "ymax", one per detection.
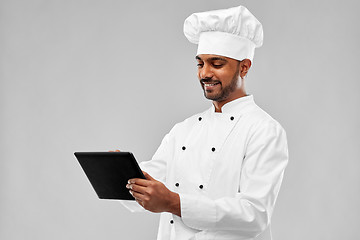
[{"xmin": 204, "ymin": 83, "xmax": 218, "ymax": 87}]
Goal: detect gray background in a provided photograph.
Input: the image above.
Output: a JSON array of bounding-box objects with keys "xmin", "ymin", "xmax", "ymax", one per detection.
[{"xmin": 1, "ymin": 0, "xmax": 359, "ymax": 239}]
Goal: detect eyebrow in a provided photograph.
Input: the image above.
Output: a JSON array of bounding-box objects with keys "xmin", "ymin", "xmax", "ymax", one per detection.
[{"xmin": 195, "ymin": 56, "xmax": 227, "ymax": 62}]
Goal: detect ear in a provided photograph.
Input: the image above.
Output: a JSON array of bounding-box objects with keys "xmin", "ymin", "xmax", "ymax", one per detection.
[{"xmin": 239, "ymin": 59, "xmax": 252, "ymax": 78}]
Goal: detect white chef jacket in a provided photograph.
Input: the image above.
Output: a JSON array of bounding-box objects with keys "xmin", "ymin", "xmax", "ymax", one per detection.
[{"xmin": 122, "ymin": 95, "xmax": 288, "ymax": 240}]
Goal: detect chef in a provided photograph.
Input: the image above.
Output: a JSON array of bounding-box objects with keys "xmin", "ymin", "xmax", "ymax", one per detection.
[{"xmin": 121, "ymin": 5, "xmax": 288, "ymax": 240}]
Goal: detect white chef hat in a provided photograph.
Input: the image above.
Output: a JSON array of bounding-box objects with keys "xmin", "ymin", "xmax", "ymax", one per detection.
[{"xmin": 183, "ymin": 5, "xmax": 263, "ymax": 62}]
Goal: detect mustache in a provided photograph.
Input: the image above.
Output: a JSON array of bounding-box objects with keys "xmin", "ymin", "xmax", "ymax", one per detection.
[{"xmin": 200, "ymin": 78, "xmax": 221, "ymax": 84}]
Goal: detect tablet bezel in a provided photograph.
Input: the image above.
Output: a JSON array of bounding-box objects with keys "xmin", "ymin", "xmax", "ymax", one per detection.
[{"xmin": 74, "ymin": 152, "xmax": 145, "ymax": 200}]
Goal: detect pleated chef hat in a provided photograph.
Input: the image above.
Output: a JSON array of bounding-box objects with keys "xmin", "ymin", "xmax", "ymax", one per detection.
[{"xmin": 183, "ymin": 5, "xmax": 263, "ymax": 62}]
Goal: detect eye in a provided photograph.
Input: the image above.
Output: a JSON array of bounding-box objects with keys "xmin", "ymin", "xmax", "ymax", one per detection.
[
  {"xmin": 197, "ymin": 63, "xmax": 204, "ymax": 68},
  {"xmin": 212, "ymin": 61, "xmax": 225, "ymax": 68}
]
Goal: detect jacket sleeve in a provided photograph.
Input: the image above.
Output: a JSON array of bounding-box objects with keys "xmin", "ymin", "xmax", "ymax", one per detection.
[
  {"xmin": 180, "ymin": 121, "xmax": 289, "ymax": 238},
  {"xmin": 120, "ymin": 132, "xmax": 171, "ymax": 212}
]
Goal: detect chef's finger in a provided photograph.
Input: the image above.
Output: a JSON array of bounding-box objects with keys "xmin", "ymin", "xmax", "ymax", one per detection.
[
  {"xmin": 130, "ymin": 190, "xmax": 145, "ymax": 200},
  {"xmin": 126, "ymin": 183, "xmax": 147, "ymax": 194},
  {"xmin": 143, "ymin": 171, "xmax": 155, "ymax": 181},
  {"xmin": 128, "ymin": 178, "xmax": 151, "ymax": 186},
  {"xmin": 135, "ymin": 198, "xmax": 145, "ymax": 208}
]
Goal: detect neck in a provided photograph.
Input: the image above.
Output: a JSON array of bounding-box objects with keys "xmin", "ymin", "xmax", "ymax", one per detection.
[{"xmin": 213, "ymin": 91, "xmax": 247, "ymax": 113}]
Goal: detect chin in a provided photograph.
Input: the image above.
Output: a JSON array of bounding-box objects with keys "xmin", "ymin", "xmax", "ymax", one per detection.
[{"xmin": 204, "ymin": 94, "xmax": 220, "ymax": 101}]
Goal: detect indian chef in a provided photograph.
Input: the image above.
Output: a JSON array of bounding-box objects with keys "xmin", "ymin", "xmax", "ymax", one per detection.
[{"xmin": 121, "ymin": 5, "xmax": 289, "ymax": 240}]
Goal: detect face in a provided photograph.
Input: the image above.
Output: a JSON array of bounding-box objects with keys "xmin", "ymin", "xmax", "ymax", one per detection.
[{"xmin": 196, "ymin": 54, "xmax": 241, "ymax": 103}]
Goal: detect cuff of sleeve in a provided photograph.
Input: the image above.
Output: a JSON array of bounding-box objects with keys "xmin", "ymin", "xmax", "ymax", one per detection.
[
  {"xmin": 180, "ymin": 193, "xmax": 216, "ymax": 230},
  {"xmin": 120, "ymin": 200, "xmax": 146, "ymax": 213}
]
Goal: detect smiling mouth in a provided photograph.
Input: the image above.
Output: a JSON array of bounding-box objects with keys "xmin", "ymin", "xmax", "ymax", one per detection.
[
  {"xmin": 203, "ymin": 82, "xmax": 220, "ymax": 87},
  {"xmin": 202, "ymin": 81, "xmax": 221, "ymax": 92}
]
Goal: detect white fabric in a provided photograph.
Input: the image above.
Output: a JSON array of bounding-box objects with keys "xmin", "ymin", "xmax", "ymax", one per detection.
[
  {"xmin": 183, "ymin": 6, "xmax": 263, "ymax": 61},
  {"xmin": 197, "ymin": 31, "xmax": 256, "ymax": 63},
  {"xmin": 121, "ymin": 95, "xmax": 288, "ymax": 240}
]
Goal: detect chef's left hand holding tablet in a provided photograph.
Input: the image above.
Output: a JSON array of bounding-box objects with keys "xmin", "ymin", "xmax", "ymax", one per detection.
[{"xmin": 108, "ymin": 149, "xmax": 121, "ymax": 152}]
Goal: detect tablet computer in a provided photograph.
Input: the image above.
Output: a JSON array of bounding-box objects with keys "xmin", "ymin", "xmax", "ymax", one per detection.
[{"xmin": 74, "ymin": 152, "xmax": 145, "ymax": 200}]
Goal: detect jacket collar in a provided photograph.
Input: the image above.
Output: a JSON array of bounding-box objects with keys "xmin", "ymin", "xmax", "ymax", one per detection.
[{"xmin": 211, "ymin": 95, "xmax": 255, "ymax": 115}]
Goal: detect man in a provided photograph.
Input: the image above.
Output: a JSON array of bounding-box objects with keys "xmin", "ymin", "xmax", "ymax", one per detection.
[{"xmin": 121, "ymin": 5, "xmax": 288, "ymax": 240}]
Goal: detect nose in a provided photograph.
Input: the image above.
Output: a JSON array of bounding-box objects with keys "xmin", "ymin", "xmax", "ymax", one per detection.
[{"xmin": 199, "ymin": 64, "xmax": 214, "ymax": 79}]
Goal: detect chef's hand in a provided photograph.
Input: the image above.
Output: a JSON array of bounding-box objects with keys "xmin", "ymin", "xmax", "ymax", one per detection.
[{"xmin": 126, "ymin": 171, "xmax": 181, "ymax": 217}]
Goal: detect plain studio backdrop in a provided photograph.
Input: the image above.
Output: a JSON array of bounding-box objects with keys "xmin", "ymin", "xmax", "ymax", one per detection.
[{"xmin": 1, "ymin": 0, "xmax": 359, "ymax": 239}]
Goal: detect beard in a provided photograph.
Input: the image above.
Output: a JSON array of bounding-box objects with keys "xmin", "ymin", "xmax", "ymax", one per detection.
[{"xmin": 201, "ymin": 66, "xmax": 241, "ymax": 102}]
